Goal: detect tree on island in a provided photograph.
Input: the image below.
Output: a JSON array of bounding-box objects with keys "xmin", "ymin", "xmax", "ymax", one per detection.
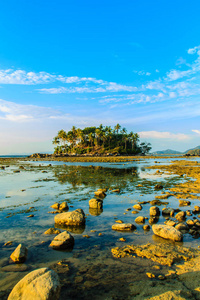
[{"xmin": 52, "ymin": 124, "xmax": 151, "ymax": 155}]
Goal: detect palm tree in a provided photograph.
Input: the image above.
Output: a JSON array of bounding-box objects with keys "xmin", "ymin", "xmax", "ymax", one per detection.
[
  {"xmin": 114, "ymin": 124, "xmax": 121, "ymax": 134},
  {"xmin": 88, "ymin": 132, "xmax": 94, "ymax": 148}
]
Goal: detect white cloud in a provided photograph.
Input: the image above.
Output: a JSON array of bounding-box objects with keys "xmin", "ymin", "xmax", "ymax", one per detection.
[
  {"xmin": 138, "ymin": 131, "xmax": 189, "ymax": 140},
  {"xmin": 188, "ymin": 46, "xmax": 200, "ymax": 54},
  {"xmin": 192, "ymin": 129, "xmax": 200, "ymax": 135},
  {"xmin": 134, "ymin": 70, "xmax": 151, "ymax": 76}
]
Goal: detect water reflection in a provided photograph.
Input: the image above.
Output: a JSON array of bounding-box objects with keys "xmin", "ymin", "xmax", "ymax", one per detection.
[
  {"xmin": 55, "ymin": 223, "xmax": 86, "ymax": 234},
  {"xmin": 53, "ymin": 165, "xmax": 139, "ymax": 189},
  {"xmin": 89, "ymin": 207, "xmax": 103, "ymax": 216}
]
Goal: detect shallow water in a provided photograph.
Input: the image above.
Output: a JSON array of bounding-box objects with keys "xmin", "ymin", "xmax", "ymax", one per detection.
[{"xmin": 1, "ymin": 158, "xmax": 200, "ymax": 299}]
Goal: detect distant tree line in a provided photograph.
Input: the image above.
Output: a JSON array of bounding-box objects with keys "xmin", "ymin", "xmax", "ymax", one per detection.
[{"xmin": 52, "ymin": 124, "xmax": 152, "ymax": 155}]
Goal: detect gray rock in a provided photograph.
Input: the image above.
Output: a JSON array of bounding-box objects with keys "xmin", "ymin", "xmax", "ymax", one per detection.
[
  {"xmin": 8, "ymin": 267, "xmax": 60, "ymax": 300},
  {"xmin": 54, "ymin": 209, "xmax": 85, "ymax": 226},
  {"xmin": 152, "ymin": 224, "xmax": 183, "ymax": 242},
  {"xmin": 10, "ymin": 244, "xmax": 28, "ymax": 263},
  {"xmin": 49, "ymin": 231, "xmax": 74, "ymax": 250}
]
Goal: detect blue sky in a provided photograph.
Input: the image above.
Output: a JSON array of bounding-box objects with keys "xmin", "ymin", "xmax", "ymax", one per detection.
[{"xmin": 0, "ymin": 0, "xmax": 200, "ymax": 154}]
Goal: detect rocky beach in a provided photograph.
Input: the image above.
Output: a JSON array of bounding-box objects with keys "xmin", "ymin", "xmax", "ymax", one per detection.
[{"xmin": 1, "ymin": 155, "xmax": 200, "ymax": 299}]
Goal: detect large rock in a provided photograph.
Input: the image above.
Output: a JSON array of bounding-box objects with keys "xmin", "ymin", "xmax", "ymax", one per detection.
[
  {"xmin": 152, "ymin": 224, "xmax": 183, "ymax": 242},
  {"xmin": 10, "ymin": 244, "xmax": 28, "ymax": 263},
  {"xmin": 89, "ymin": 198, "xmax": 103, "ymax": 209},
  {"xmin": 49, "ymin": 231, "xmax": 74, "ymax": 250},
  {"xmin": 8, "ymin": 267, "xmax": 60, "ymax": 300},
  {"xmin": 112, "ymin": 223, "xmax": 136, "ymax": 231},
  {"xmin": 54, "ymin": 209, "xmax": 85, "ymax": 226}
]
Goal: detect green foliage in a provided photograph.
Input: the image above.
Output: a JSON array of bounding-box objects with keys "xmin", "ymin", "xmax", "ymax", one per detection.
[{"xmin": 52, "ymin": 124, "xmax": 151, "ymax": 155}]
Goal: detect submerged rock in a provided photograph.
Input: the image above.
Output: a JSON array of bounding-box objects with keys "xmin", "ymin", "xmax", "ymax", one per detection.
[
  {"xmin": 152, "ymin": 224, "xmax": 183, "ymax": 242},
  {"xmin": 111, "ymin": 242, "xmax": 197, "ymax": 266},
  {"xmin": 54, "ymin": 209, "xmax": 85, "ymax": 226},
  {"xmin": 89, "ymin": 198, "xmax": 103, "ymax": 209},
  {"xmin": 49, "ymin": 231, "xmax": 74, "ymax": 250},
  {"xmin": 10, "ymin": 244, "xmax": 28, "ymax": 263},
  {"xmin": 44, "ymin": 228, "xmax": 61, "ymax": 235},
  {"xmin": 112, "ymin": 223, "xmax": 136, "ymax": 231},
  {"xmin": 8, "ymin": 267, "xmax": 60, "ymax": 300}
]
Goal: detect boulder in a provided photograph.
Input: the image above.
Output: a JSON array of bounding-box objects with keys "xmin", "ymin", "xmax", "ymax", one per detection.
[
  {"xmin": 8, "ymin": 267, "xmax": 60, "ymax": 300},
  {"xmin": 150, "ymin": 206, "xmax": 160, "ymax": 216},
  {"xmin": 89, "ymin": 198, "xmax": 103, "ymax": 209},
  {"xmin": 10, "ymin": 244, "xmax": 28, "ymax": 263},
  {"xmin": 59, "ymin": 202, "xmax": 69, "ymax": 211},
  {"xmin": 152, "ymin": 224, "xmax": 183, "ymax": 242},
  {"xmin": 49, "ymin": 231, "xmax": 74, "ymax": 250},
  {"xmin": 54, "ymin": 209, "xmax": 85, "ymax": 226},
  {"xmin": 112, "ymin": 223, "xmax": 136, "ymax": 231}
]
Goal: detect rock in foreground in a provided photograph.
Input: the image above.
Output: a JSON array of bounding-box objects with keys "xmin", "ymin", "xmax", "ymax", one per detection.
[
  {"xmin": 152, "ymin": 224, "xmax": 183, "ymax": 241},
  {"xmin": 54, "ymin": 209, "xmax": 85, "ymax": 226},
  {"xmin": 10, "ymin": 244, "xmax": 28, "ymax": 263},
  {"xmin": 49, "ymin": 231, "xmax": 74, "ymax": 250},
  {"xmin": 89, "ymin": 198, "xmax": 103, "ymax": 209},
  {"xmin": 8, "ymin": 267, "xmax": 60, "ymax": 300}
]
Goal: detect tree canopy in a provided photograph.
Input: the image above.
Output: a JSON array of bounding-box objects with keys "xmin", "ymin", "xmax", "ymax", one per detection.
[{"xmin": 52, "ymin": 124, "xmax": 151, "ymax": 155}]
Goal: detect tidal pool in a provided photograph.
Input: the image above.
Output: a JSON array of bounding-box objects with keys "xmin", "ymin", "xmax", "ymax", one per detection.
[{"xmin": 1, "ymin": 158, "xmax": 200, "ymax": 299}]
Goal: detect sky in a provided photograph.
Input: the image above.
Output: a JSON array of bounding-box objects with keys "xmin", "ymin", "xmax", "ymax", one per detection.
[{"xmin": 0, "ymin": 0, "xmax": 200, "ymax": 154}]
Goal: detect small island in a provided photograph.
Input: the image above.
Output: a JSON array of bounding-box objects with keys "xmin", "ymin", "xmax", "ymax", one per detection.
[{"xmin": 52, "ymin": 124, "xmax": 152, "ymax": 156}]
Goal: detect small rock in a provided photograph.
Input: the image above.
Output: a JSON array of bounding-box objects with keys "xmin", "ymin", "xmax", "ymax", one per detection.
[
  {"xmin": 175, "ymin": 211, "xmax": 186, "ymax": 221},
  {"xmin": 186, "ymin": 219, "xmax": 195, "ymax": 226},
  {"xmin": 10, "ymin": 244, "xmax": 28, "ymax": 263},
  {"xmin": 143, "ymin": 225, "xmax": 150, "ymax": 231},
  {"xmin": 179, "ymin": 200, "xmax": 191, "ymax": 206},
  {"xmin": 164, "ymin": 220, "xmax": 176, "ymax": 226},
  {"xmin": 175, "ymin": 223, "xmax": 188, "ymax": 231},
  {"xmin": 115, "ymin": 220, "xmax": 124, "ymax": 223},
  {"xmin": 4, "ymin": 241, "xmax": 13, "ymax": 246},
  {"xmin": 111, "ymin": 189, "xmax": 120, "ymax": 193},
  {"xmin": 94, "ymin": 189, "xmax": 106, "ymax": 198},
  {"xmin": 135, "ymin": 216, "xmax": 145, "ymax": 224},
  {"xmin": 133, "ymin": 204, "xmax": 142, "ymax": 210},
  {"xmin": 150, "ymin": 206, "xmax": 160, "ymax": 216},
  {"xmin": 158, "ymin": 275, "xmax": 165, "ymax": 280},
  {"xmin": 59, "ymin": 202, "xmax": 69, "ymax": 211},
  {"xmin": 146, "ymin": 272, "xmax": 155, "ymax": 278},
  {"xmin": 119, "ymin": 237, "xmax": 126, "ymax": 242},
  {"xmin": 89, "ymin": 198, "xmax": 103, "ymax": 209},
  {"xmin": 112, "ymin": 223, "xmax": 136, "ymax": 231},
  {"xmin": 194, "ymin": 206, "xmax": 200, "ymax": 212},
  {"xmin": 50, "ymin": 231, "xmax": 74, "ymax": 250},
  {"xmin": 27, "ymin": 214, "xmax": 34, "ymax": 218},
  {"xmin": 154, "ymin": 184, "xmax": 163, "ymax": 190},
  {"xmin": 51, "ymin": 203, "xmax": 60, "ymax": 210},
  {"xmin": 162, "ymin": 208, "xmax": 174, "ymax": 215}
]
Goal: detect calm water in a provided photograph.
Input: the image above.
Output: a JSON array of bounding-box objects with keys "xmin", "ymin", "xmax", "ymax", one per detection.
[{"xmin": 0, "ymin": 158, "xmax": 200, "ymax": 299}]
